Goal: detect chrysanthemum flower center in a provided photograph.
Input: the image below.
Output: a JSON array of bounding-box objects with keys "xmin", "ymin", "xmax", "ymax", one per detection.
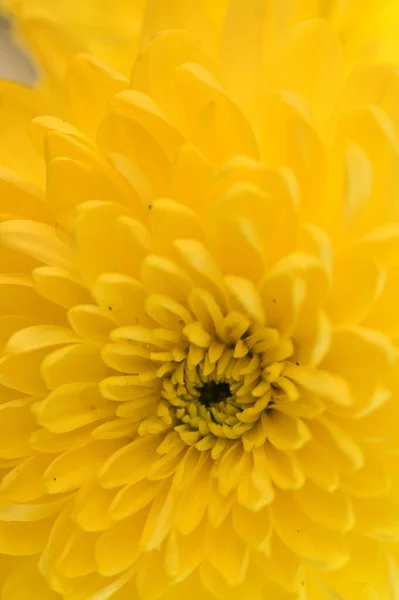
[
  {"xmin": 197, "ymin": 381, "xmax": 231, "ymax": 406},
  {"xmin": 138, "ymin": 311, "xmax": 299, "ymax": 450}
]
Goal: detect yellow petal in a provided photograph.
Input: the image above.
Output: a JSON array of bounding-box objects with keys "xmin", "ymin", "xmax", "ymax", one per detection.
[
  {"xmin": 254, "ymin": 534, "xmax": 301, "ymax": 593},
  {"xmin": 140, "ymin": 481, "xmax": 174, "ymax": 550},
  {"xmin": 169, "ymin": 143, "xmax": 212, "ymax": 212},
  {"xmin": 321, "ymin": 326, "xmax": 397, "ymax": 409},
  {"xmin": 225, "ymin": 276, "xmax": 265, "ymax": 326},
  {"xmin": 208, "ymin": 183, "xmax": 272, "ymax": 282},
  {"xmin": 188, "ymin": 288, "xmax": 225, "ymax": 338},
  {"xmin": 67, "ymin": 53, "xmax": 129, "ymax": 139},
  {"xmin": 108, "ymin": 152, "xmax": 155, "ymax": 213},
  {"xmin": 283, "ymin": 363, "xmax": 353, "ymax": 407},
  {"xmin": 354, "ymin": 222, "xmax": 399, "ymax": 268},
  {"xmin": 44, "ymin": 440, "xmax": 122, "ymax": 493},
  {"xmin": 41, "ymin": 344, "xmax": 109, "ymax": 389},
  {"xmin": 0, "ymin": 453, "xmax": 51, "ymax": 501},
  {"xmin": 261, "ymin": 410, "xmax": 311, "ymax": 451},
  {"xmin": 259, "ymin": 91, "xmax": 326, "ymax": 219},
  {"xmin": 337, "ymin": 106, "xmax": 399, "ymax": 233},
  {"xmin": 0, "ymin": 81, "xmax": 47, "ymax": 186},
  {"xmin": 0, "ymin": 497, "xmax": 67, "ymax": 523},
  {"xmin": 341, "ymin": 458, "xmax": 391, "ymax": 498},
  {"xmin": 139, "ymin": 0, "xmax": 210, "ymax": 48},
  {"xmin": 220, "ymin": 0, "xmax": 266, "ymax": 112},
  {"xmin": 249, "ymin": 445, "xmax": 275, "ymax": 507},
  {"xmin": 183, "ymin": 322, "xmax": 212, "ymax": 348},
  {"xmin": 145, "ymin": 294, "xmax": 193, "ymax": 330},
  {"xmin": 175, "ymin": 62, "xmax": 259, "ymax": 166},
  {"xmin": 0, "ymin": 399, "xmax": 36, "ymax": 459},
  {"xmin": 33, "ymin": 266, "xmax": 92, "ymax": 309},
  {"xmin": 132, "ymin": 29, "xmax": 214, "ymax": 131},
  {"xmin": 364, "ymin": 265, "xmax": 399, "ymax": 336},
  {"xmin": 294, "ymin": 481, "xmax": 355, "ymax": 532},
  {"xmin": 150, "ymin": 198, "xmax": 204, "ymax": 259},
  {"xmin": 0, "ymin": 220, "xmax": 74, "ymax": 271},
  {"xmin": 56, "ymin": 527, "xmax": 97, "ymax": 578},
  {"xmin": 205, "ymin": 515, "xmax": 249, "ymax": 585},
  {"xmin": 174, "ymin": 239, "xmax": 227, "ymax": 312},
  {"xmin": 116, "ymin": 396, "xmax": 157, "ymax": 421},
  {"xmin": 30, "ymin": 115, "xmax": 94, "ymax": 156},
  {"xmin": 135, "ymin": 550, "xmax": 169, "ymax": 600},
  {"xmin": 38, "ymin": 383, "xmax": 114, "ymax": 433},
  {"xmin": 2, "ymin": 557, "xmax": 60, "ymax": 600},
  {"xmin": 272, "ymin": 491, "xmax": 349, "ymax": 570},
  {"xmin": 95, "ymin": 511, "xmax": 145, "ymax": 576},
  {"xmin": 172, "ymin": 446, "xmax": 206, "ymax": 492},
  {"xmin": 101, "ymin": 343, "xmax": 152, "ymax": 374},
  {"xmin": 326, "ymin": 255, "xmax": 385, "ymax": 325},
  {"xmin": 0, "ymin": 517, "xmax": 54, "ymax": 555},
  {"xmin": 175, "ymin": 456, "xmax": 212, "ymax": 535},
  {"xmin": 110, "ymin": 91, "xmax": 184, "ymax": 160},
  {"xmin": 0, "ymin": 349, "xmax": 47, "ymax": 395},
  {"xmin": 72, "ymin": 483, "xmax": 115, "ymax": 532},
  {"xmin": 232, "ymin": 501, "xmax": 272, "ymax": 550},
  {"xmin": 92, "ymin": 419, "xmax": 137, "ymax": 440},
  {"xmin": 352, "ymin": 491, "xmax": 399, "ymax": 541},
  {"xmin": 72, "ymin": 201, "xmax": 145, "ymax": 287},
  {"xmin": 99, "ymin": 435, "xmax": 159, "ymax": 488},
  {"xmin": 263, "ymin": 443, "xmax": 305, "ymax": 490},
  {"xmin": 207, "ymin": 480, "xmax": 233, "ymax": 529},
  {"xmin": 164, "ymin": 527, "xmax": 204, "ymax": 581},
  {"xmin": 200, "ymin": 560, "xmax": 265, "ymax": 600},
  {"xmin": 268, "ymin": 19, "xmax": 343, "ymax": 129},
  {"xmin": 30, "ymin": 425, "xmax": 94, "ymax": 454},
  {"xmin": 68, "ymin": 305, "xmax": 114, "ymax": 345},
  {"xmin": 3, "ymin": 324, "xmax": 79, "ymax": 356},
  {"xmin": 93, "ymin": 273, "xmax": 151, "ymax": 327},
  {"xmin": 214, "ymin": 442, "xmax": 249, "ymax": 494},
  {"xmin": 98, "ymin": 110, "xmax": 171, "ymax": 198},
  {"xmin": 295, "ymin": 439, "xmax": 339, "ymax": 492},
  {"xmin": 99, "ymin": 375, "xmax": 158, "ymax": 402},
  {"xmin": 0, "ymin": 315, "xmax": 37, "ymax": 355},
  {"xmin": 66, "ymin": 569, "xmax": 136, "ymax": 600},
  {"xmin": 46, "ymin": 156, "xmax": 139, "ymax": 225},
  {"xmin": 109, "ymin": 480, "xmax": 161, "ymax": 521},
  {"xmin": 0, "ymin": 165, "xmax": 50, "ymax": 223},
  {"xmin": 141, "ymin": 254, "xmax": 192, "ymax": 304}
]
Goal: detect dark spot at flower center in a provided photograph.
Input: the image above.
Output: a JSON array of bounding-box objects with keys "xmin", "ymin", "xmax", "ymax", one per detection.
[{"xmin": 197, "ymin": 381, "xmax": 231, "ymax": 406}]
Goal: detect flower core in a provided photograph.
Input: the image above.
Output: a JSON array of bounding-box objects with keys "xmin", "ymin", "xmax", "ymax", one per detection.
[
  {"xmin": 136, "ymin": 303, "xmax": 298, "ymax": 449},
  {"xmin": 197, "ymin": 381, "xmax": 231, "ymax": 406}
]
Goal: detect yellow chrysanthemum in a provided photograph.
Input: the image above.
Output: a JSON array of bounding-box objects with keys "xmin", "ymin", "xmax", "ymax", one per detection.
[{"xmin": 2, "ymin": 1, "xmax": 399, "ymax": 598}]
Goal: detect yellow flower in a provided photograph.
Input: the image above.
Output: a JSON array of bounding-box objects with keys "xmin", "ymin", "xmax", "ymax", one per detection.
[{"xmin": 2, "ymin": 1, "xmax": 399, "ymax": 599}]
